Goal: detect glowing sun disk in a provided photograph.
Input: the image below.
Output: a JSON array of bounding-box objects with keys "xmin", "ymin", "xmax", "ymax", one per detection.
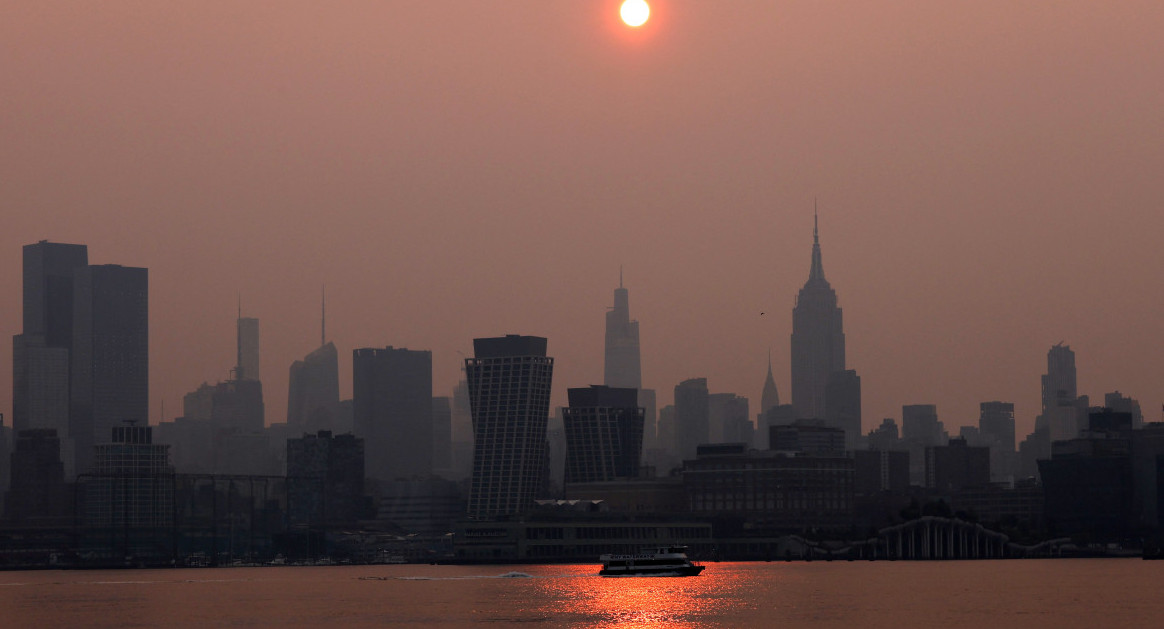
[{"xmin": 620, "ymin": 0, "xmax": 650, "ymax": 27}]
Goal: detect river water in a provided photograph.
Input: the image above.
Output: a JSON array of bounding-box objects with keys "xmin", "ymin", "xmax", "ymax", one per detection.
[{"xmin": 0, "ymin": 559, "xmax": 1158, "ymax": 628}]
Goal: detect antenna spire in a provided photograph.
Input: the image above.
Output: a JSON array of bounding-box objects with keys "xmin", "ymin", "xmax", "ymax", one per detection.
[
  {"xmin": 619, "ymin": 265, "xmax": 623, "ymax": 289},
  {"xmin": 321, "ymin": 285, "xmax": 326, "ymax": 346},
  {"xmin": 813, "ymin": 198, "xmax": 819, "ymax": 245}
]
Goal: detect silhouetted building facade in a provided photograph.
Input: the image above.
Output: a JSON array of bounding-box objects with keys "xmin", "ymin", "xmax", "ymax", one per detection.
[
  {"xmin": 236, "ymin": 316, "xmax": 260, "ymax": 381},
  {"xmin": 978, "ymin": 401, "xmax": 1016, "ymax": 482},
  {"xmin": 432, "ymin": 396, "xmax": 453, "ymax": 473},
  {"xmin": 1105, "ymin": 391, "xmax": 1143, "ymax": 429},
  {"xmin": 353, "ymin": 347, "xmax": 433, "ymax": 482},
  {"xmin": 287, "ymin": 342, "xmax": 341, "ymax": 432},
  {"xmin": 287, "ymin": 430, "xmax": 366, "ymax": 527},
  {"xmin": 903, "ymin": 404, "xmax": 944, "ymax": 486},
  {"xmin": 758, "ymin": 404, "xmax": 796, "ymax": 450},
  {"xmin": 85, "ymin": 424, "xmax": 173, "ymax": 530},
  {"xmin": 562, "ymin": 386, "xmax": 644, "ymax": 484},
  {"xmin": 465, "ymin": 336, "xmax": 553, "ymax": 519},
  {"xmin": 674, "ymin": 378, "xmax": 710, "ymax": 460},
  {"xmin": 925, "ymin": 437, "xmax": 990, "ymax": 491},
  {"xmin": 70, "ymin": 264, "xmax": 149, "ymax": 474},
  {"xmin": 770, "ymin": 422, "xmax": 845, "ymax": 454},
  {"xmin": 5, "ymin": 429, "xmax": 69, "ymax": 523},
  {"xmin": 824, "ymin": 369, "xmax": 861, "ymax": 449},
  {"xmin": 867, "ymin": 418, "xmax": 902, "ymax": 451},
  {"xmin": 683, "ymin": 444, "xmax": 854, "ymax": 531},
  {"xmin": 790, "ymin": 216, "xmax": 845, "ymax": 421},
  {"xmin": 710, "ymin": 392, "xmax": 751, "ymax": 445},
  {"xmin": 604, "ymin": 273, "xmax": 641, "ymax": 390},
  {"xmin": 11, "ymin": 335, "xmax": 72, "ymax": 475},
  {"xmin": 13, "ymin": 241, "xmax": 88, "ymax": 478},
  {"xmin": 854, "ymin": 449, "xmax": 910, "ymax": 495}
]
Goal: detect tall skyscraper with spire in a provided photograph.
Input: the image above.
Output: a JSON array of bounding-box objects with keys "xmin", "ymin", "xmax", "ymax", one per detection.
[
  {"xmin": 790, "ymin": 213, "xmax": 846, "ymax": 422},
  {"xmin": 760, "ymin": 352, "xmax": 780, "ymax": 416},
  {"xmin": 287, "ymin": 289, "xmax": 339, "ymax": 432},
  {"xmin": 604, "ymin": 269, "xmax": 641, "ymax": 390}
]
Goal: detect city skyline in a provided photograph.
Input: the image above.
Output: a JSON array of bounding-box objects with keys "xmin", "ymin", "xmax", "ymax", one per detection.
[{"xmin": 3, "ymin": 2, "xmax": 1163, "ymax": 439}]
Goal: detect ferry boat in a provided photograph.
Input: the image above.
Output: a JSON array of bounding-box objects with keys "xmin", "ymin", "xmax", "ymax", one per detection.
[{"xmin": 598, "ymin": 545, "xmax": 705, "ymax": 577}]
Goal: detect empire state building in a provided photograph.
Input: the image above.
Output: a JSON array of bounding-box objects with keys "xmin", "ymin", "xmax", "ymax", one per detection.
[{"xmin": 790, "ymin": 215, "xmax": 846, "ymax": 420}]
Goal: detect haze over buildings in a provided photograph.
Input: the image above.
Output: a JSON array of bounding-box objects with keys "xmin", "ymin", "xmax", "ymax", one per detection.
[{"xmin": 2, "ymin": 2, "xmax": 1163, "ymax": 451}]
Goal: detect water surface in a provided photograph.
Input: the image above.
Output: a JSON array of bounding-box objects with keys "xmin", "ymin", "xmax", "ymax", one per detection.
[{"xmin": 0, "ymin": 560, "xmax": 1157, "ymax": 628}]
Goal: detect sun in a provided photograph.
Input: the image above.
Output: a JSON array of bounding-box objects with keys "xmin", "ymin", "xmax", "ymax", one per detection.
[{"xmin": 620, "ymin": 0, "xmax": 650, "ymax": 28}]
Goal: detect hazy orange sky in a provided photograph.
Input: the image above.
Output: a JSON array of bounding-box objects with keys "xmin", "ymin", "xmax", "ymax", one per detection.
[{"xmin": 3, "ymin": 1, "xmax": 1162, "ymax": 438}]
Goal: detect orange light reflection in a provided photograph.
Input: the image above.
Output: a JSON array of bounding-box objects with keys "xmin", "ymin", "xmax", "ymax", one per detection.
[{"xmin": 534, "ymin": 564, "xmax": 745, "ymax": 628}]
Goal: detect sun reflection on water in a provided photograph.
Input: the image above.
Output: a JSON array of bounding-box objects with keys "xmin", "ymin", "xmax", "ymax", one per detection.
[{"xmin": 533, "ymin": 564, "xmax": 753, "ymax": 628}]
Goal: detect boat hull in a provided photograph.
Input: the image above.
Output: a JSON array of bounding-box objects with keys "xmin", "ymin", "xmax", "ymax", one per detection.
[{"xmin": 599, "ymin": 564, "xmax": 705, "ymax": 577}]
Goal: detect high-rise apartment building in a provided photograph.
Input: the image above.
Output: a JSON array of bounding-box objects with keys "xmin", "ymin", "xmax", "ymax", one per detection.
[
  {"xmin": 70, "ymin": 264, "xmax": 148, "ymax": 474},
  {"xmin": 353, "ymin": 347, "xmax": 433, "ymax": 482},
  {"xmin": 790, "ymin": 216, "xmax": 846, "ymax": 421},
  {"xmin": 562, "ymin": 386, "xmax": 644, "ymax": 484},
  {"xmin": 674, "ymin": 378, "xmax": 710, "ymax": 460},
  {"xmin": 465, "ymin": 336, "xmax": 553, "ymax": 518}
]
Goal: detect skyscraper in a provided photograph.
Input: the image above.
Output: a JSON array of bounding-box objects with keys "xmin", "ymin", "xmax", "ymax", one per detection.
[
  {"xmin": 674, "ymin": 378, "xmax": 709, "ymax": 459},
  {"xmin": 236, "ymin": 316, "xmax": 260, "ymax": 381},
  {"xmin": 70, "ymin": 264, "xmax": 149, "ymax": 474},
  {"xmin": 824, "ymin": 369, "xmax": 861, "ymax": 449},
  {"xmin": 562, "ymin": 386, "xmax": 644, "ymax": 484},
  {"xmin": 287, "ymin": 294, "xmax": 340, "ymax": 432},
  {"xmin": 760, "ymin": 353, "xmax": 780, "ymax": 417},
  {"xmin": 709, "ymin": 392, "xmax": 751, "ymax": 444},
  {"xmin": 465, "ymin": 335, "xmax": 553, "ymax": 519},
  {"xmin": 12, "ymin": 241, "xmax": 87, "ymax": 476},
  {"xmin": 287, "ymin": 343, "xmax": 340, "ymax": 431},
  {"xmin": 604, "ymin": 271, "xmax": 641, "ymax": 390},
  {"xmin": 979, "ymin": 401, "xmax": 1016, "ymax": 482},
  {"xmin": 790, "ymin": 215, "xmax": 846, "ymax": 421},
  {"xmin": 1038, "ymin": 344, "xmax": 1088, "ymax": 442},
  {"xmin": 353, "ymin": 347, "xmax": 434, "ymax": 482}
]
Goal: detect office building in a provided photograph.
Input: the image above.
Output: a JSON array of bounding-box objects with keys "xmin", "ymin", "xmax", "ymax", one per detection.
[
  {"xmin": 85, "ymin": 423, "xmax": 173, "ymax": 530},
  {"xmin": 70, "ymin": 264, "xmax": 149, "ymax": 474},
  {"xmin": 824, "ymin": 369, "xmax": 861, "ymax": 449},
  {"xmin": 287, "ymin": 430, "xmax": 366, "ymax": 527},
  {"xmin": 12, "ymin": 241, "xmax": 87, "ymax": 477},
  {"xmin": 353, "ymin": 347, "xmax": 433, "ymax": 482},
  {"xmin": 465, "ymin": 335, "xmax": 554, "ymax": 518},
  {"xmin": 790, "ymin": 215, "xmax": 846, "ymax": 421},
  {"xmin": 711, "ymin": 393, "xmax": 752, "ymax": 445},
  {"xmin": 925, "ymin": 437, "xmax": 990, "ymax": 491},
  {"xmin": 978, "ymin": 401, "xmax": 1016, "ymax": 482},
  {"xmin": 603, "ymin": 271, "xmax": 641, "ymax": 390},
  {"xmin": 674, "ymin": 378, "xmax": 710, "ymax": 460},
  {"xmin": 903, "ymin": 404, "xmax": 944, "ymax": 486},
  {"xmin": 236, "ymin": 316, "xmax": 260, "ymax": 381},
  {"xmin": 287, "ymin": 342, "xmax": 341, "ymax": 432},
  {"xmin": 4, "ymin": 429, "xmax": 69, "ymax": 523}
]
